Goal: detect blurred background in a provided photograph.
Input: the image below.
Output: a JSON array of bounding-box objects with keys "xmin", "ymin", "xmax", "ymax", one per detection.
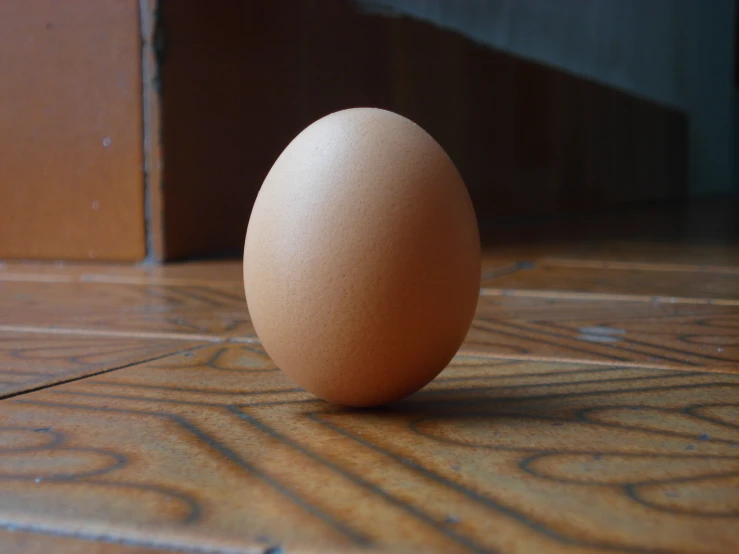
[{"xmin": 0, "ymin": 0, "xmax": 736, "ymax": 262}]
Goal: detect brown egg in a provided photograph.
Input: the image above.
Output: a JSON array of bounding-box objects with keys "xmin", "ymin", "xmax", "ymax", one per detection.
[{"xmin": 243, "ymin": 108, "xmax": 480, "ymax": 407}]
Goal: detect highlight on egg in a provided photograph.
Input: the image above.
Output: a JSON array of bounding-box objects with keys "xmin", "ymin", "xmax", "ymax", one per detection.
[{"xmin": 244, "ymin": 107, "xmax": 481, "ymax": 407}]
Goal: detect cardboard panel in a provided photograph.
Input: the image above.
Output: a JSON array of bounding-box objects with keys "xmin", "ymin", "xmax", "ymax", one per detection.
[{"xmin": 0, "ymin": 0, "xmax": 145, "ymax": 261}]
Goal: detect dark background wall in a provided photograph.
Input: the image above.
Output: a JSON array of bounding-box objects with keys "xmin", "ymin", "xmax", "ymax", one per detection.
[
  {"xmin": 159, "ymin": 0, "xmax": 688, "ymax": 260},
  {"xmin": 359, "ymin": 0, "xmax": 736, "ymax": 198}
]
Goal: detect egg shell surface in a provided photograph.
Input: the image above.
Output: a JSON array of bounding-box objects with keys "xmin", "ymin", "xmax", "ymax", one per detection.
[{"xmin": 243, "ymin": 108, "xmax": 481, "ymax": 407}]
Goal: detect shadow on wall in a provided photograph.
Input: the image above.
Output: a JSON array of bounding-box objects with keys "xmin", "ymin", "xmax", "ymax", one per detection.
[{"xmin": 356, "ymin": 0, "xmax": 737, "ymax": 197}]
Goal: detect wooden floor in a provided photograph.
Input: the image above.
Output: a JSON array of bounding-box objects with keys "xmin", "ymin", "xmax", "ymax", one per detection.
[{"xmin": 0, "ymin": 217, "xmax": 738, "ymax": 553}]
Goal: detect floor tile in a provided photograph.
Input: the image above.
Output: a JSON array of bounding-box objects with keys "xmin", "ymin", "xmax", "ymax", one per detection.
[
  {"xmin": 0, "ymin": 344, "xmax": 736, "ymax": 553},
  {"xmin": 481, "ymin": 265, "xmax": 739, "ymax": 303},
  {"xmin": 0, "ymin": 281, "xmax": 251, "ymax": 338},
  {"xmin": 479, "ymin": 244, "xmax": 570, "ymax": 280},
  {"xmin": 0, "ymin": 333, "xmax": 204, "ymax": 398},
  {"xmin": 0, "ymin": 260, "xmax": 244, "ymax": 286},
  {"xmin": 469, "ymin": 296, "xmax": 739, "ymax": 370},
  {"xmin": 545, "ymin": 241, "xmax": 739, "ymax": 271},
  {"xmin": 0, "ymin": 529, "xmax": 172, "ymax": 553}
]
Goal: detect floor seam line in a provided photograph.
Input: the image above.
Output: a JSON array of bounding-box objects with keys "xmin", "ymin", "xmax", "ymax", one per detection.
[
  {"xmin": 0, "ymin": 343, "xmax": 212, "ymax": 402},
  {"xmin": 0, "ymin": 325, "xmax": 227, "ymax": 343}
]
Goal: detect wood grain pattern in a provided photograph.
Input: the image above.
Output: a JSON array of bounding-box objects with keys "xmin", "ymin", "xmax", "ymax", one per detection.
[
  {"xmin": 0, "ymin": 0, "xmax": 146, "ymax": 261},
  {"xmin": 0, "ymin": 332, "xmax": 202, "ymax": 399},
  {"xmin": 0, "ymin": 228, "xmax": 737, "ymax": 552},
  {"xmin": 468, "ymin": 297, "xmax": 739, "ymax": 371},
  {"xmin": 481, "ymin": 265, "xmax": 739, "ymax": 303},
  {"xmin": 0, "ymin": 281, "xmax": 251, "ymax": 339},
  {"xmin": 0, "ymin": 344, "xmax": 736, "ymax": 553},
  {"xmin": 0, "ymin": 529, "xmax": 171, "ymax": 554},
  {"xmin": 0, "ymin": 260, "xmax": 244, "ymax": 286}
]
